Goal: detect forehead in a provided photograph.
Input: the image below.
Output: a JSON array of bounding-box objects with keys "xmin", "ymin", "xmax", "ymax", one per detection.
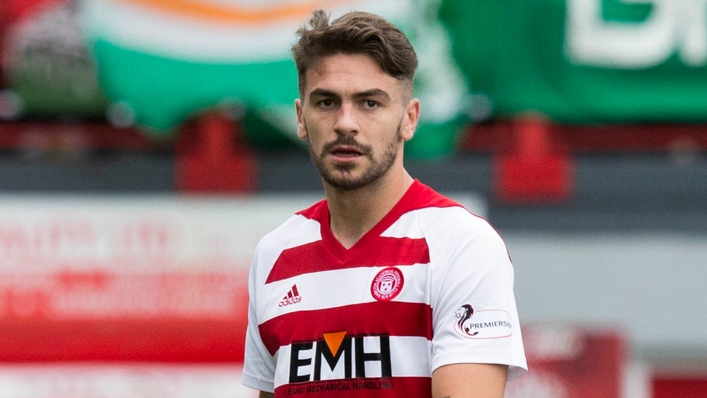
[{"xmin": 304, "ymin": 53, "xmax": 403, "ymax": 98}]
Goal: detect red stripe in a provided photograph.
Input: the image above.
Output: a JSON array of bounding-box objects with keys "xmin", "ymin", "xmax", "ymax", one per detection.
[
  {"xmin": 265, "ymin": 237, "xmax": 429, "ymax": 284},
  {"xmin": 265, "ymin": 240, "xmax": 337, "ymax": 283},
  {"xmin": 297, "ymin": 199, "xmax": 327, "ymax": 220},
  {"xmin": 274, "ymin": 376, "xmax": 431, "ymax": 398},
  {"xmin": 354, "ymin": 237, "xmax": 429, "ymax": 266},
  {"xmin": 295, "ymin": 181, "xmax": 461, "ymax": 223},
  {"xmin": 258, "ymin": 301, "xmax": 432, "ymax": 356},
  {"xmin": 402, "ymin": 181, "xmax": 462, "ymax": 210},
  {"xmin": 291, "ymin": 180, "xmax": 460, "ymax": 263}
]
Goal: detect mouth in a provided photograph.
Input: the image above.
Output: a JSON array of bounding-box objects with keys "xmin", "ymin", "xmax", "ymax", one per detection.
[{"xmin": 330, "ymin": 146, "xmax": 363, "ymax": 158}]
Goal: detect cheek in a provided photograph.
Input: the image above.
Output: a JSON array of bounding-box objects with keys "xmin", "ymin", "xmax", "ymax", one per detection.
[
  {"xmin": 304, "ymin": 116, "xmax": 335, "ymax": 142},
  {"xmin": 304, "ymin": 129, "xmax": 326, "ymax": 152}
]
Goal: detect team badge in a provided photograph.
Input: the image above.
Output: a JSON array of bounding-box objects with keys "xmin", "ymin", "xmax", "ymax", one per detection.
[{"xmin": 370, "ymin": 267, "xmax": 404, "ymax": 301}]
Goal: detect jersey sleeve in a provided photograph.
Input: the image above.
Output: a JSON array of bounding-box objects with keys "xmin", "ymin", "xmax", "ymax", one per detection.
[
  {"xmin": 241, "ymin": 244, "xmax": 277, "ymax": 393},
  {"xmin": 426, "ymin": 208, "xmax": 527, "ymax": 380}
]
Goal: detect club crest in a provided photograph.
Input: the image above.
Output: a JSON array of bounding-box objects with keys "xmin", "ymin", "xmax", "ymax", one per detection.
[{"xmin": 371, "ymin": 267, "xmax": 404, "ymax": 301}]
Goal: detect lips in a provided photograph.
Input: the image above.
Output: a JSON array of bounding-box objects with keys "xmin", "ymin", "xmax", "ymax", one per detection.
[{"xmin": 331, "ymin": 146, "xmax": 363, "ymax": 157}]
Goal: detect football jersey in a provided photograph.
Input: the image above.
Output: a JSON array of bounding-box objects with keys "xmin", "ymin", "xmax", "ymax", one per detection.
[{"xmin": 242, "ymin": 180, "xmax": 527, "ymax": 397}]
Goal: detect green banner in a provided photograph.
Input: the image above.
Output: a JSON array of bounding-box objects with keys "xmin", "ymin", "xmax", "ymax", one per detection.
[
  {"xmin": 440, "ymin": 0, "xmax": 707, "ymax": 124},
  {"xmin": 80, "ymin": 0, "xmax": 471, "ymax": 159}
]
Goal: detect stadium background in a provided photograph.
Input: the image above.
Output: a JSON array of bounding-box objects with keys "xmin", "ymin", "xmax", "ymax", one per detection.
[{"xmin": 1, "ymin": 0, "xmax": 707, "ymax": 397}]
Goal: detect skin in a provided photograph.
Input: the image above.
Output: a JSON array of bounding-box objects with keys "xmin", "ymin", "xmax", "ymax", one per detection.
[
  {"xmin": 258, "ymin": 53, "xmax": 508, "ymax": 397},
  {"xmin": 431, "ymin": 363, "xmax": 508, "ymax": 398},
  {"xmin": 295, "ymin": 53, "xmax": 418, "ymax": 248}
]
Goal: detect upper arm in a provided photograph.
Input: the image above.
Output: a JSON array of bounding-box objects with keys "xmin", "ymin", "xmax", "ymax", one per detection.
[
  {"xmin": 259, "ymin": 392, "xmax": 274, "ymax": 398},
  {"xmin": 424, "ymin": 208, "xmax": 527, "ymax": 379},
  {"xmin": 432, "ymin": 363, "xmax": 508, "ymax": 398}
]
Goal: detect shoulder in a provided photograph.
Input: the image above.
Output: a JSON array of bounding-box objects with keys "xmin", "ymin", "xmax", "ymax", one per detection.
[
  {"xmin": 417, "ymin": 206, "xmax": 497, "ymax": 238},
  {"xmin": 250, "ymin": 200, "xmax": 325, "ymax": 283},
  {"xmin": 256, "ymin": 199, "xmax": 325, "ymax": 251},
  {"xmin": 399, "ymin": 181, "xmax": 499, "ymax": 240},
  {"xmin": 397, "ymin": 184, "xmax": 507, "ymax": 263},
  {"xmin": 256, "ymin": 214, "xmax": 315, "ymax": 252},
  {"xmin": 411, "ymin": 206, "xmax": 505, "ymax": 263}
]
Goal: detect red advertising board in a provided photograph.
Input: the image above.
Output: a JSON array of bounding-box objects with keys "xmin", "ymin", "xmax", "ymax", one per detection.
[
  {"xmin": 506, "ymin": 323, "xmax": 627, "ymax": 398},
  {"xmin": 0, "ymin": 363, "xmax": 257, "ymax": 398},
  {"xmin": 0, "ymin": 195, "xmax": 319, "ymax": 362}
]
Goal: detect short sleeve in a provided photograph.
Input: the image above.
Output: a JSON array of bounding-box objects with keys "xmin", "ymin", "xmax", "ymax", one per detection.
[
  {"xmin": 425, "ymin": 208, "xmax": 527, "ymax": 380},
  {"xmin": 241, "ymin": 249, "xmax": 277, "ymax": 393}
]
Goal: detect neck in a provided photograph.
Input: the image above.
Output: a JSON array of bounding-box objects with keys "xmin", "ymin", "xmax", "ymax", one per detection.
[{"xmin": 324, "ymin": 169, "xmax": 414, "ymax": 249}]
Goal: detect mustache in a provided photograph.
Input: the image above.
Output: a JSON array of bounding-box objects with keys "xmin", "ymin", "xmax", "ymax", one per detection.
[{"xmin": 322, "ymin": 136, "xmax": 371, "ymax": 155}]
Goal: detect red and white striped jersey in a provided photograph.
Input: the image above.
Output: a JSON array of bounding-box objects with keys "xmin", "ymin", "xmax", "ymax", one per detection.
[{"xmin": 242, "ymin": 180, "xmax": 527, "ymax": 397}]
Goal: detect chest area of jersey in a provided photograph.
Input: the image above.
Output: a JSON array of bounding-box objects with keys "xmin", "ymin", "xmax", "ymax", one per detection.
[
  {"xmin": 263, "ymin": 262, "xmax": 429, "ymax": 319},
  {"xmin": 257, "ymin": 239, "xmax": 434, "ymax": 356},
  {"xmin": 260, "ymin": 263, "xmax": 433, "ymax": 392}
]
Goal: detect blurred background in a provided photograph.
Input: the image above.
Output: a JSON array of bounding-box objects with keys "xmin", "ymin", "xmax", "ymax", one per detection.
[{"xmin": 0, "ymin": 0, "xmax": 706, "ymax": 397}]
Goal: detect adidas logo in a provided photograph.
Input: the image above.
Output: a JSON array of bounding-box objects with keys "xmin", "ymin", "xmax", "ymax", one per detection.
[{"xmin": 278, "ymin": 284, "xmax": 302, "ymax": 307}]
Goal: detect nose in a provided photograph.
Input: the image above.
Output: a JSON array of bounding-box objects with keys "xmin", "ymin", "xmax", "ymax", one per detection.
[{"xmin": 333, "ymin": 102, "xmax": 358, "ymax": 135}]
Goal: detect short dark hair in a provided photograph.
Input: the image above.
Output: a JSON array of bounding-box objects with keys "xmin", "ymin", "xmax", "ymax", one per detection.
[{"xmin": 292, "ymin": 10, "xmax": 418, "ymax": 99}]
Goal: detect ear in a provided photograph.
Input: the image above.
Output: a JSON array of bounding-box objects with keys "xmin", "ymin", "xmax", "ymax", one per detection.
[
  {"xmin": 295, "ymin": 98, "xmax": 308, "ymax": 140},
  {"xmin": 400, "ymin": 98, "xmax": 420, "ymax": 142}
]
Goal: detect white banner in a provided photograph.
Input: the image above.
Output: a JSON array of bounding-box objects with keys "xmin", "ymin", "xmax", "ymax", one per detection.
[
  {"xmin": 0, "ymin": 193, "xmax": 482, "ymax": 320},
  {"xmin": 0, "ymin": 194, "xmax": 321, "ymax": 319}
]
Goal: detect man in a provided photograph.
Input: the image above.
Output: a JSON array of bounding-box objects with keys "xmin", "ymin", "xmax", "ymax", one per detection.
[{"xmin": 242, "ymin": 10, "xmax": 527, "ymax": 398}]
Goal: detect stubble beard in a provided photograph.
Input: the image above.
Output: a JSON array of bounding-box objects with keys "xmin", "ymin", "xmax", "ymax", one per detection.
[{"xmin": 307, "ymin": 123, "xmax": 403, "ymax": 192}]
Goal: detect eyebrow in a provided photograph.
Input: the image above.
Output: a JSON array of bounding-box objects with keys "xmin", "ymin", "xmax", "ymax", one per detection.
[
  {"xmin": 308, "ymin": 88, "xmax": 339, "ymax": 100},
  {"xmin": 308, "ymin": 88, "xmax": 391, "ymax": 101},
  {"xmin": 353, "ymin": 89, "xmax": 390, "ymax": 100}
]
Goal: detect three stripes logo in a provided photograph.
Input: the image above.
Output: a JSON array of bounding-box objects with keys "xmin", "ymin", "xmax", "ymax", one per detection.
[{"xmin": 279, "ymin": 284, "xmax": 302, "ymax": 307}]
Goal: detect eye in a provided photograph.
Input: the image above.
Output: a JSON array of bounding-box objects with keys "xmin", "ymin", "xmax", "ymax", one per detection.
[
  {"xmin": 318, "ymin": 99, "xmax": 334, "ymax": 108},
  {"xmin": 362, "ymin": 100, "xmax": 379, "ymax": 109}
]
